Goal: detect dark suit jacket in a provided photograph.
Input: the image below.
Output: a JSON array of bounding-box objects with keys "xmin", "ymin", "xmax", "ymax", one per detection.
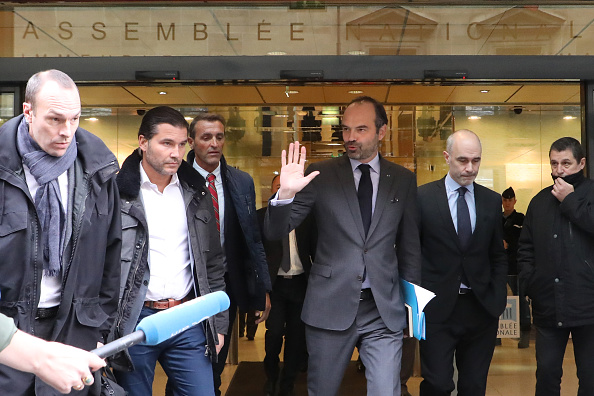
[
  {"xmin": 418, "ymin": 177, "xmax": 508, "ymax": 323},
  {"xmin": 257, "ymin": 206, "xmax": 315, "ymax": 286},
  {"xmin": 187, "ymin": 151, "xmax": 272, "ymax": 311},
  {"xmin": 265, "ymin": 154, "xmax": 421, "ymax": 332}
]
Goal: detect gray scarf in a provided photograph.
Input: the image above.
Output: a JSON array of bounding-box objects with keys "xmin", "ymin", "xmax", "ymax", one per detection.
[{"xmin": 16, "ymin": 117, "xmax": 77, "ymax": 276}]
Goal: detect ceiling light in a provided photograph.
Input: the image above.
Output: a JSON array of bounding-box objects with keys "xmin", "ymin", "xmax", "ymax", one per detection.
[
  {"xmin": 468, "ymin": 116, "xmax": 481, "ymax": 120},
  {"xmin": 185, "ymin": 117, "xmax": 193, "ymax": 121},
  {"xmin": 274, "ymin": 114, "xmax": 289, "ymax": 118},
  {"xmin": 158, "ymin": 91, "xmax": 167, "ymax": 95},
  {"xmin": 563, "ymin": 115, "xmax": 577, "ymax": 120},
  {"xmin": 267, "ymin": 51, "xmax": 287, "ymax": 56},
  {"xmin": 347, "ymin": 50, "xmax": 366, "ymax": 55},
  {"xmin": 86, "ymin": 117, "xmax": 98, "ymax": 122},
  {"xmin": 480, "ymin": 90, "xmax": 490, "ymax": 93},
  {"xmin": 348, "ymin": 90, "xmax": 363, "ymax": 94}
]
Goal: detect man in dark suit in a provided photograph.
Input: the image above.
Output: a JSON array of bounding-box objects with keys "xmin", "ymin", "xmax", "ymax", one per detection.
[
  {"xmin": 187, "ymin": 113, "xmax": 272, "ymax": 396},
  {"xmin": 258, "ymin": 174, "xmax": 315, "ymax": 396},
  {"xmin": 418, "ymin": 129, "xmax": 508, "ymax": 395},
  {"xmin": 265, "ymin": 96, "xmax": 421, "ymax": 396}
]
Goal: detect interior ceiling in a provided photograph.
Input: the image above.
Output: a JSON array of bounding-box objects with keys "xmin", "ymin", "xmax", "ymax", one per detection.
[{"xmin": 78, "ymin": 83, "xmax": 581, "ymax": 108}]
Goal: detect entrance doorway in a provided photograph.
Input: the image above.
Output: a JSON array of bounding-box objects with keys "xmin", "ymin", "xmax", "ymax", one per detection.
[{"xmin": 66, "ymin": 81, "xmax": 580, "ymax": 214}]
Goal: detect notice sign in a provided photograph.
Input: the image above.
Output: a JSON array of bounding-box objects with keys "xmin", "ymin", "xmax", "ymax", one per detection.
[{"xmin": 498, "ymin": 296, "xmax": 520, "ymax": 338}]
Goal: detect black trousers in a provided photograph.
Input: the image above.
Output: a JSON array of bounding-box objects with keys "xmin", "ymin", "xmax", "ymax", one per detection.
[
  {"xmin": 535, "ymin": 324, "xmax": 594, "ymax": 396},
  {"xmin": 238, "ymin": 309, "xmax": 258, "ymax": 339},
  {"xmin": 419, "ymin": 292, "xmax": 498, "ymax": 396},
  {"xmin": 263, "ymin": 275, "xmax": 307, "ymax": 393}
]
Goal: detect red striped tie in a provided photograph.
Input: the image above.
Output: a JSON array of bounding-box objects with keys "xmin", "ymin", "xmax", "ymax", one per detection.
[{"xmin": 207, "ymin": 173, "xmax": 220, "ymax": 232}]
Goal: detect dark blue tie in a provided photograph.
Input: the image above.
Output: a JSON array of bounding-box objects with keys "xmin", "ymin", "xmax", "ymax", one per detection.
[
  {"xmin": 457, "ymin": 187, "xmax": 472, "ymax": 287},
  {"xmin": 457, "ymin": 187, "xmax": 472, "ymax": 250},
  {"xmin": 357, "ymin": 164, "xmax": 372, "ymax": 236}
]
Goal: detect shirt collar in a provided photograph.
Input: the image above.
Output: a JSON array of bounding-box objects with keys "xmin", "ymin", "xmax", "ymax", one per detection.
[
  {"xmin": 349, "ymin": 153, "xmax": 381, "ymax": 174},
  {"xmin": 445, "ymin": 172, "xmax": 474, "ymax": 195},
  {"xmin": 193, "ymin": 160, "xmax": 221, "ymax": 181},
  {"xmin": 139, "ymin": 161, "xmax": 180, "ymax": 189}
]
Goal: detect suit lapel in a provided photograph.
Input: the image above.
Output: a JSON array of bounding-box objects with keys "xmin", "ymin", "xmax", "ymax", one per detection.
[
  {"xmin": 335, "ymin": 155, "xmax": 367, "ymax": 241},
  {"xmin": 367, "ymin": 158, "xmax": 392, "ymax": 239}
]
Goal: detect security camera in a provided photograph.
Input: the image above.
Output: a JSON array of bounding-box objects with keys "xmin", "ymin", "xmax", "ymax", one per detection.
[
  {"xmin": 136, "ymin": 109, "xmax": 146, "ymax": 116},
  {"xmin": 513, "ymin": 107, "xmax": 523, "ymax": 115}
]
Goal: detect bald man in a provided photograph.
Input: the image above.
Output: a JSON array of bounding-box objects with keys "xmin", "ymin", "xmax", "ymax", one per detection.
[{"xmin": 417, "ymin": 130, "xmax": 508, "ymax": 395}]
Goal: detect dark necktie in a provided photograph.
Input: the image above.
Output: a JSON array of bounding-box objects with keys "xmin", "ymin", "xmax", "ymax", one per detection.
[
  {"xmin": 281, "ymin": 235, "xmax": 291, "ymax": 273},
  {"xmin": 457, "ymin": 187, "xmax": 472, "ymax": 287},
  {"xmin": 357, "ymin": 164, "xmax": 372, "ymax": 236},
  {"xmin": 457, "ymin": 187, "xmax": 472, "ymax": 250},
  {"xmin": 207, "ymin": 174, "xmax": 220, "ymax": 232}
]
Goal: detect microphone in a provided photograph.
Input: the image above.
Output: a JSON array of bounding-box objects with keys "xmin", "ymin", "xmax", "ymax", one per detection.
[{"xmin": 92, "ymin": 290, "xmax": 230, "ymax": 358}]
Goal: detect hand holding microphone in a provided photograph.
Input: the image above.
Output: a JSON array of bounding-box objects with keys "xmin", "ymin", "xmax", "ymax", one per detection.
[{"xmin": 92, "ymin": 290, "xmax": 230, "ymax": 358}]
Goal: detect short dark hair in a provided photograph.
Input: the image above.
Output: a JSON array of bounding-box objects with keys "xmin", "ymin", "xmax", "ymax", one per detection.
[
  {"xmin": 346, "ymin": 96, "xmax": 388, "ymax": 132},
  {"xmin": 189, "ymin": 113, "xmax": 226, "ymax": 139},
  {"xmin": 549, "ymin": 137, "xmax": 584, "ymax": 162},
  {"xmin": 138, "ymin": 106, "xmax": 189, "ymax": 140},
  {"xmin": 25, "ymin": 69, "xmax": 78, "ymax": 108}
]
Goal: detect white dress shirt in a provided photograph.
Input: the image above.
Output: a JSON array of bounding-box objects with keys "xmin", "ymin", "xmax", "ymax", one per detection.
[
  {"xmin": 192, "ymin": 162, "xmax": 226, "ymax": 249},
  {"xmin": 24, "ymin": 164, "xmax": 67, "ymax": 309},
  {"xmin": 277, "ymin": 230, "xmax": 305, "ymax": 276},
  {"xmin": 140, "ymin": 163, "xmax": 193, "ymax": 301}
]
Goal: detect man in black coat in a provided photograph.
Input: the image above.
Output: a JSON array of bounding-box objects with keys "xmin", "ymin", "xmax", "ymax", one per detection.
[
  {"xmin": 0, "ymin": 69, "xmax": 121, "ymax": 396},
  {"xmin": 418, "ymin": 129, "xmax": 508, "ymax": 395},
  {"xmin": 258, "ymin": 174, "xmax": 315, "ymax": 396},
  {"xmin": 187, "ymin": 112, "xmax": 272, "ymax": 396},
  {"xmin": 518, "ymin": 137, "xmax": 594, "ymax": 395}
]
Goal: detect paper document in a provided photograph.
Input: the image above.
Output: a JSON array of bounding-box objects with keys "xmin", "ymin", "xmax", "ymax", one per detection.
[{"xmin": 400, "ymin": 279, "xmax": 436, "ymax": 340}]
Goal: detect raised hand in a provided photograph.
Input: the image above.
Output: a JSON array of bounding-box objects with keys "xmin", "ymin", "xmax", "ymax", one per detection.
[{"xmin": 277, "ymin": 141, "xmax": 320, "ymax": 200}]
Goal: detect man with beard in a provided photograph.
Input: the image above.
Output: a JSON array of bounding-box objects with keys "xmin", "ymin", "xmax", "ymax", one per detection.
[
  {"xmin": 265, "ymin": 96, "xmax": 421, "ymax": 395},
  {"xmin": 518, "ymin": 137, "xmax": 594, "ymax": 395},
  {"xmin": 417, "ymin": 129, "xmax": 508, "ymax": 395},
  {"xmin": 111, "ymin": 106, "xmax": 227, "ymax": 396}
]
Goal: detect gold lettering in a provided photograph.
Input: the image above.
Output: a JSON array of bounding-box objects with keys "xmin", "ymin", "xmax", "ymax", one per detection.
[
  {"xmin": 290, "ymin": 22, "xmax": 304, "ymax": 41},
  {"xmin": 535, "ymin": 24, "xmax": 552, "ymax": 40},
  {"xmin": 92, "ymin": 22, "xmax": 106, "ymax": 40},
  {"xmin": 378, "ymin": 24, "xmax": 397, "ymax": 41},
  {"xmin": 194, "ymin": 23, "xmax": 207, "ymax": 40},
  {"xmin": 59, "ymin": 21, "xmax": 73, "ymax": 40},
  {"xmin": 570, "ymin": 21, "xmax": 581, "ymax": 38},
  {"xmin": 467, "ymin": 22, "xmax": 481, "ymax": 40},
  {"xmin": 226, "ymin": 23, "xmax": 238, "ymax": 41},
  {"xmin": 258, "ymin": 21, "xmax": 271, "ymax": 41},
  {"xmin": 23, "ymin": 22, "xmax": 39, "ymax": 39},
  {"xmin": 502, "ymin": 24, "xmax": 517, "ymax": 40},
  {"xmin": 125, "ymin": 22, "xmax": 139, "ymax": 40},
  {"xmin": 157, "ymin": 23, "xmax": 175, "ymax": 40}
]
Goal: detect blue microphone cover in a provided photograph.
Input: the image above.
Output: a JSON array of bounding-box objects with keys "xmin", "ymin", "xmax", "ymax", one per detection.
[{"xmin": 137, "ymin": 290, "xmax": 230, "ymax": 345}]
